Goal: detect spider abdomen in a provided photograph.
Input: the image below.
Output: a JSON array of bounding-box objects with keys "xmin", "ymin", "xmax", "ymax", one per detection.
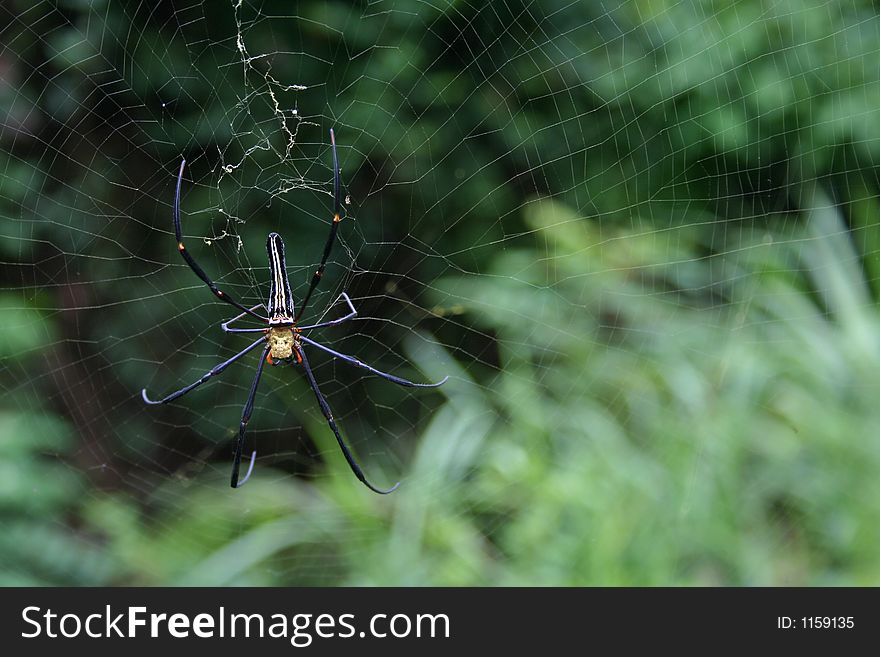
[{"xmin": 267, "ymin": 326, "xmax": 299, "ymax": 365}]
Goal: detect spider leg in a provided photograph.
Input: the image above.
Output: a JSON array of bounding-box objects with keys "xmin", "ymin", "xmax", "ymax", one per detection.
[
  {"xmin": 298, "ymin": 347, "xmax": 400, "ymax": 495},
  {"xmin": 222, "ymin": 304, "xmax": 268, "ymax": 333},
  {"xmin": 299, "ymin": 335, "xmax": 449, "ymax": 389},
  {"xmin": 141, "ymin": 335, "xmax": 267, "ymax": 405},
  {"xmin": 230, "ymin": 344, "xmax": 270, "ymax": 488},
  {"xmin": 298, "ymin": 292, "xmax": 357, "ymax": 330},
  {"xmin": 173, "ymin": 159, "xmax": 267, "ymax": 322},
  {"xmin": 294, "ymin": 129, "xmax": 343, "ymax": 322},
  {"xmin": 235, "ymin": 449, "xmax": 257, "ymax": 488}
]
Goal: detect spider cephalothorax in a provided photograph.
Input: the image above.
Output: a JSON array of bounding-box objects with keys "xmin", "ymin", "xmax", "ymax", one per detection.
[
  {"xmin": 142, "ymin": 128, "xmax": 448, "ymax": 494},
  {"xmin": 267, "ymin": 326, "xmax": 299, "ymax": 365}
]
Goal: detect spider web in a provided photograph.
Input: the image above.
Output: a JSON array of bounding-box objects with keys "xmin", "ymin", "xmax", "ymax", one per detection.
[{"xmin": 2, "ymin": 0, "xmax": 880, "ymax": 586}]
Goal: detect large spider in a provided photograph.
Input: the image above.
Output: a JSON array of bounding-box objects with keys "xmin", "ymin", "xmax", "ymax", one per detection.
[{"xmin": 142, "ymin": 130, "xmax": 447, "ymax": 493}]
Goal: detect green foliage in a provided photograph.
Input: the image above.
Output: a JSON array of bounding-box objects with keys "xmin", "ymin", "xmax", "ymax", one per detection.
[{"xmin": 2, "ymin": 0, "xmax": 880, "ymax": 585}]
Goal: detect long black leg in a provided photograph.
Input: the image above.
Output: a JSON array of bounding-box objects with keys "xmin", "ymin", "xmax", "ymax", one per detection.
[
  {"xmin": 235, "ymin": 449, "xmax": 257, "ymax": 488},
  {"xmin": 299, "ymin": 335, "xmax": 448, "ymax": 388},
  {"xmin": 298, "ymin": 292, "xmax": 357, "ymax": 330},
  {"xmin": 231, "ymin": 344, "xmax": 270, "ymax": 488},
  {"xmin": 173, "ymin": 160, "xmax": 266, "ymax": 321},
  {"xmin": 141, "ymin": 335, "xmax": 267, "ymax": 405},
  {"xmin": 298, "ymin": 347, "xmax": 400, "ymax": 494},
  {"xmin": 294, "ymin": 129, "xmax": 343, "ymax": 322}
]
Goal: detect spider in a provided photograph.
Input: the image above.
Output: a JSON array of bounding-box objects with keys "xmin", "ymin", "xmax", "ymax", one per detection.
[{"xmin": 142, "ymin": 129, "xmax": 447, "ymax": 494}]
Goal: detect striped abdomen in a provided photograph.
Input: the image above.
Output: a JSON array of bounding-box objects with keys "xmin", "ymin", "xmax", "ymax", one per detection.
[{"xmin": 266, "ymin": 232, "xmax": 295, "ymax": 324}]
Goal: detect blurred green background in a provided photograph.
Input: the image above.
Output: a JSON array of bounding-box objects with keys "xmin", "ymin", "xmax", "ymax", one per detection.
[{"xmin": 2, "ymin": 0, "xmax": 880, "ymax": 585}]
